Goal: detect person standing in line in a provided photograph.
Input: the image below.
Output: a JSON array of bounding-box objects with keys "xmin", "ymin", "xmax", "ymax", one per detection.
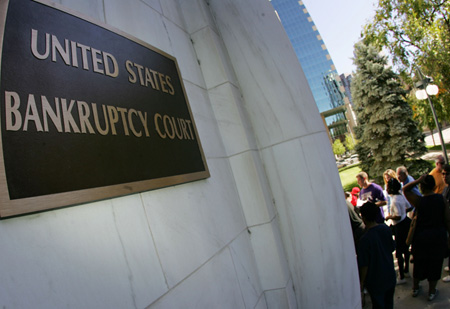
[
  {"xmin": 397, "ymin": 166, "xmax": 421, "ymax": 218},
  {"xmin": 385, "ymin": 178, "xmax": 411, "ymax": 284},
  {"xmin": 356, "ymin": 172, "xmax": 387, "ymax": 224},
  {"xmin": 430, "ymin": 155, "xmax": 446, "ymax": 194},
  {"xmin": 351, "ymin": 187, "xmax": 360, "ymax": 207},
  {"xmin": 346, "ymin": 198, "xmax": 365, "ymax": 249},
  {"xmin": 358, "ymin": 202, "xmax": 396, "ymax": 309},
  {"xmin": 403, "ymin": 175, "xmax": 450, "ymax": 301},
  {"xmin": 441, "ymin": 164, "xmax": 450, "ymax": 282},
  {"xmin": 396, "ymin": 166, "xmax": 421, "ymax": 197},
  {"xmin": 383, "ymin": 169, "xmax": 399, "ymax": 225}
]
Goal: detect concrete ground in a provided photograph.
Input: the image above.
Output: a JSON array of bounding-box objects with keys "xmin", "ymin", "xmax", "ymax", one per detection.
[
  {"xmin": 424, "ymin": 127, "xmax": 450, "ymax": 148},
  {"xmin": 421, "ymin": 127, "xmax": 450, "ymax": 162}
]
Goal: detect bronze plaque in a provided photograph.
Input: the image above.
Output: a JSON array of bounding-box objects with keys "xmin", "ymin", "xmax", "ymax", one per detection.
[{"xmin": 0, "ymin": 0, "xmax": 209, "ymax": 217}]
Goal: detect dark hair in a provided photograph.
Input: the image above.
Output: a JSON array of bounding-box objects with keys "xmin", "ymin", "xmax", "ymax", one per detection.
[
  {"xmin": 387, "ymin": 178, "xmax": 401, "ymax": 195},
  {"xmin": 444, "ymin": 164, "xmax": 450, "ymax": 174},
  {"xmin": 360, "ymin": 202, "xmax": 378, "ymax": 222},
  {"xmin": 420, "ymin": 175, "xmax": 436, "ymax": 192}
]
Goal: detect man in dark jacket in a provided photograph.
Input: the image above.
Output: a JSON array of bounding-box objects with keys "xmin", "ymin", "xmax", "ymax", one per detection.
[{"xmin": 358, "ymin": 202, "xmax": 396, "ymax": 308}]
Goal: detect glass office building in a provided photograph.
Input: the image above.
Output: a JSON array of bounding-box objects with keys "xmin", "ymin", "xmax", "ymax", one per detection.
[{"xmin": 270, "ymin": 0, "xmax": 348, "ymax": 140}]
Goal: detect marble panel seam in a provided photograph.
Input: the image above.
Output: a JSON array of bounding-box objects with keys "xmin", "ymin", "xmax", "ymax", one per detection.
[
  {"xmin": 103, "ymin": 0, "xmax": 162, "ymax": 25},
  {"xmin": 246, "ymin": 206, "xmax": 277, "ymax": 230},
  {"xmin": 189, "ymin": 23, "xmax": 219, "ymax": 39},
  {"xmin": 138, "ymin": 0, "xmax": 162, "ymax": 15},
  {"xmin": 160, "ymin": 17, "xmax": 171, "ymax": 52},
  {"xmin": 227, "ymin": 244, "xmax": 258, "ymax": 309},
  {"xmin": 145, "ymin": 225, "xmax": 250, "ymax": 307},
  {"xmin": 255, "ymin": 293, "xmax": 267, "ymax": 309},
  {"xmin": 162, "ymin": 14, "xmax": 191, "ymax": 41},
  {"xmin": 100, "ymin": 0, "xmax": 106, "ymax": 23},
  {"xmin": 111, "ymin": 205, "xmax": 139, "ymax": 308},
  {"xmin": 263, "ymin": 286, "xmax": 289, "ymax": 293},
  {"xmin": 228, "ymin": 148, "xmax": 263, "ymax": 160},
  {"xmin": 205, "ymin": 79, "xmax": 240, "ymax": 93},
  {"xmin": 259, "ymin": 130, "xmax": 326, "ymax": 151},
  {"xmin": 139, "ymin": 193, "xmax": 171, "ymax": 290},
  {"xmin": 189, "ymin": 28, "xmax": 240, "ymax": 90},
  {"xmin": 262, "ymin": 287, "xmax": 290, "ymax": 309},
  {"xmin": 183, "ymin": 78, "xmax": 207, "ymax": 92}
]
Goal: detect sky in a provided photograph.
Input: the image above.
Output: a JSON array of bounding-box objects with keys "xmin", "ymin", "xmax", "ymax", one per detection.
[{"xmin": 301, "ymin": 0, "xmax": 379, "ymax": 75}]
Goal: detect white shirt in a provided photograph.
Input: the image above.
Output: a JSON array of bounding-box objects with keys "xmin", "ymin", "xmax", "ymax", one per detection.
[{"xmin": 389, "ymin": 194, "xmax": 408, "ymax": 225}]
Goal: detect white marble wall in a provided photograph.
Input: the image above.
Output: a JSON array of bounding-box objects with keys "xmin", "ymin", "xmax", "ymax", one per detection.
[
  {"xmin": 0, "ymin": 0, "xmax": 360, "ymax": 308},
  {"xmin": 207, "ymin": 0, "xmax": 361, "ymax": 308}
]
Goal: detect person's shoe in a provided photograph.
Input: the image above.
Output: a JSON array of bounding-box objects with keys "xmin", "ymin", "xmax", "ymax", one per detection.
[
  {"xmin": 412, "ymin": 286, "xmax": 421, "ymax": 297},
  {"xmin": 443, "ymin": 275, "xmax": 450, "ymax": 282},
  {"xmin": 428, "ymin": 289, "xmax": 438, "ymax": 301},
  {"xmin": 445, "ymin": 266, "xmax": 450, "ymax": 272},
  {"xmin": 397, "ymin": 278, "xmax": 407, "ymax": 285}
]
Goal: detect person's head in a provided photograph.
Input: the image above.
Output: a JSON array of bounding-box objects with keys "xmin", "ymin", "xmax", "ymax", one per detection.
[
  {"xmin": 356, "ymin": 172, "xmax": 369, "ymax": 188},
  {"xmin": 360, "ymin": 202, "xmax": 378, "ymax": 224},
  {"xmin": 435, "ymin": 155, "xmax": 446, "ymax": 172},
  {"xmin": 419, "ymin": 174, "xmax": 436, "ymax": 193},
  {"xmin": 351, "ymin": 187, "xmax": 360, "ymax": 196},
  {"xmin": 396, "ymin": 166, "xmax": 408, "ymax": 183},
  {"xmin": 383, "ymin": 169, "xmax": 398, "ymax": 186},
  {"xmin": 443, "ymin": 164, "xmax": 450, "ymax": 185},
  {"xmin": 387, "ymin": 178, "xmax": 401, "ymax": 195},
  {"xmin": 345, "ymin": 191, "xmax": 351, "ymax": 200}
]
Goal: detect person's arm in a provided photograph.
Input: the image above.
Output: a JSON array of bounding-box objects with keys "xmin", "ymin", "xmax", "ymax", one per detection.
[
  {"xmin": 385, "ymin": 197, "xmax": 401, "ymax": 221},
  {"xmin": 444, "ymin": 199, "xmax": 450, "ymax": 234},
  {"xmin": 375, "ymin": 186, "xmax": 387, "ymax": 207},
  {"xmin": 441, "ymin": 198, "xmax": 450, "ymax": 248},
  {"xmin": 386, "ymin": 215, "xmax": 402, "ymax": 220},
  {"xmin": 359, "ymin": 266, "xmax": 368, "ymax": 292},
  {"xmin": 403, "ymin": 175, "xmax": 425, "ymax": 208},
  {"xmin": 376, "ymin": 200, "xmax": 387, "ymax": 207},
  {"xmin": 385, "ymin": 214, "xmax": 401, "ymax": 220}
]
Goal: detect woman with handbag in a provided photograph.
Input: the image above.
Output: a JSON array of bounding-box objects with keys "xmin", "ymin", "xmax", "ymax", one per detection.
[
  {"xmin": 403, "ymin": 174, "xmax": 450, "ymax": 301},
  {"xmin": 385, "ymin": 178, "xmax": 411, "ymax": 284}
]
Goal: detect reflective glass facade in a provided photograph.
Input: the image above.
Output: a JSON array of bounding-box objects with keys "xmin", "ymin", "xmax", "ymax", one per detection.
[{"xmin": 270, "ymin": 0, "xmax": 348, "ymax": 139}]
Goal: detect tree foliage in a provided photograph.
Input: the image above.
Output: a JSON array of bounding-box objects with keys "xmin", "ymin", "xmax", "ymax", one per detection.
[
  {"xmin": 344, "ymin": 133, "xmax": 356, "ymax": 152},
  {"xmin": 363, "ymin": 0, "xmax": 450, "ymax": 121},
  {"xmin": 351, "ymin": 42, "xmax": 427, "ymax": 182},
  {"xmin": 332, "ymin": 139, "xmax": 346, "ymax": 156}
]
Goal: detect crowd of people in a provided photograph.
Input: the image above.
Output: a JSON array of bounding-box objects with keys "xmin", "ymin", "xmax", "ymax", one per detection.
[{"xmin": 345, "ymin": 155, "xmax": 450, "ymax": 308}]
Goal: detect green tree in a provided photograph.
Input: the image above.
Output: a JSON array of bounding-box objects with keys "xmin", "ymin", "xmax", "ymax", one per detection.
[
  {"xmin": 332, "ymin": 139, "xmax": 346, "ymax": 157},
  {"xmin": 344, "ymin": 133, "xmax": 356, "ymax": 152},
  {"xmin": 351, "ymin": 41, "xmax": 427, "ymax": 182},
  {"xmin": 363, "ymin": 0, "xmax": 450, "ymax": 121}
]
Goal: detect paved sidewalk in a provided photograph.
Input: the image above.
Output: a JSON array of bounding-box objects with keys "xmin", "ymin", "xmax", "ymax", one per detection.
[
  {"xmin": 424, "ymin": 127, "xmax": 450, "ymax": 147},
  {"xmin": 421, "ymin": 127, "xmax": 450, "ymax": 162}
]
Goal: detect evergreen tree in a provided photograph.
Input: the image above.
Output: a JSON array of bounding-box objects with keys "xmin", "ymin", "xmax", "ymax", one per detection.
[{"xmin": 351, "ymin": 41, "xmax": 427, "ymax": 182}]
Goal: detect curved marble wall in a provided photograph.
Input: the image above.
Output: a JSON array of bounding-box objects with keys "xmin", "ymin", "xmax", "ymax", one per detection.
[{"xmin": 0, "ymin": 0, "xmax": 359, "ymax": 308}]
